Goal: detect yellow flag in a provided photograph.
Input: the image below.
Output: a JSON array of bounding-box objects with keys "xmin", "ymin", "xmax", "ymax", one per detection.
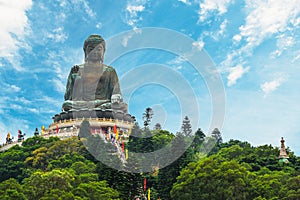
[
  {"xmin": 128, "ymin": 125, "xmax": 132, "ymax": 136},
  {"xmin": 125, "ymin": 149, "xmax": 128, "ymax": 160},
  {"xmin": 41, "ymin": 125, "xmax": 45, "ymax": 135},
  {"xmin": 116, "ymin": 129, "xmax": 119, "ymax": 140},
  {"xmin": 148, "ymin": 188, "xmax": 150, "ymax": 200}
]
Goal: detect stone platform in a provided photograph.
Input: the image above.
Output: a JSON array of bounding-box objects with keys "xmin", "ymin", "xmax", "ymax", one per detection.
[
  {"xmin": 53, "ymin": 110, "xmax": 134, "ymax": 123},
  {"xmin": 46, "ymin": 116, "xmax": 134, "ymax": 142}
]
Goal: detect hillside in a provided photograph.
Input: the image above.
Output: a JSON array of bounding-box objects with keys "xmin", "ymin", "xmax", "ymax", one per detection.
[{"xmin": 0, "ymin": 126, "xmax": 299, "ymax": 200}]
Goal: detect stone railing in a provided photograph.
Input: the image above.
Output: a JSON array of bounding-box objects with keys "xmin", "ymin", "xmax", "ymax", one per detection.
[{"xmin": 0, "ymin": 141, "xmax": 22, "ymax": 152}]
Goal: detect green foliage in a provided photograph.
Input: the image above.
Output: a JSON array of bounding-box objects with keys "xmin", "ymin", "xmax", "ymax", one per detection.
[
  {"xmin": 171, "ymin": 144, "xmax": 300, "ymax": 200},
  {"xmin": 142, "ymin": 107, "xmax": 153, "ymax": 128},
  {"xmin": 171, "ymin": 156, "xmax": 253, "ymax": 200},
  {"xmin": 1, "ymin": 124, "xmax": 300, "ymax": 200},
  {"xmin": 192, "ymin": 128, "xmax": 206, "ymax": 151},
  {"xmin": 0, "ymin": 178, "xmax": 26, "ymax": 199},
  {"xmin": 22, "ymin": 136, "xmax": 60, "ymax": 151},
  {"xmin": 157, "ymin": 134, "xmax": 194, "ymax": 200},
  {"xmin": 0, "ymin": 147, "xmax": 30, "ymax": 182},
  {"xmin": 22, "ymin": 169, "xmax": 75, "ymax": 199},
  {"xmin": 181, "ymin": 116, "xmax": 192, "ymax": 137},
  {"xmin": 76, "ymin": 181, "xmax": 119, "ymax": 200}
]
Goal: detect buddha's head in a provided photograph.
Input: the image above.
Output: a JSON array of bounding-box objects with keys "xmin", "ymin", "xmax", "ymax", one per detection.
[{"xmin": 83, "ymin": 34, "xmax": 106, "ymax": 63}]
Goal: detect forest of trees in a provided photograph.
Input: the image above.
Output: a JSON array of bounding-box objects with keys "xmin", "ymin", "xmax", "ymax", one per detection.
[{"xmin": 0, "ymin": 113, "xmax": 299, "ymax": 199}]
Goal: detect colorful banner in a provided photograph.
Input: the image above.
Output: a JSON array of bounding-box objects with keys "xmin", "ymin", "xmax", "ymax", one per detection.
[
  {"xmin": 148, "ymin": 188, "xmax": 150, "ymax": 200},
  {"xmin": 122, "ymin": 142, "xmax": 124, "ymax": 152},
  {"xmin": 125, "ymin": 149, "xmax": 128, "ymax": 160}
]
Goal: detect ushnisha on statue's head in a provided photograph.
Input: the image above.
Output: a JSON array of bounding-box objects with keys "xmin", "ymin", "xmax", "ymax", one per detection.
[{"xmin": 83, "ymin": 34, "xmax": 106, "ymax": 63}]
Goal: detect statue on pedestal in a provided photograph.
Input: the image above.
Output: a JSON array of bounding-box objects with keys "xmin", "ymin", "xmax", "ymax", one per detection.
[{"xmin": 62, "ymin": 34, "xmax": 127, "ymax": 114}]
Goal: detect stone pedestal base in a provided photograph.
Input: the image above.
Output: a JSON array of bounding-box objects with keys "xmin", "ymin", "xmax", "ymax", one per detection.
[
  {"xmin": 53, "ymin": 110, "xmax": 134, "ymax": 123},
  {"xmin": 47, "ymin": 111, "xmax": 134, "ymax": 143}
]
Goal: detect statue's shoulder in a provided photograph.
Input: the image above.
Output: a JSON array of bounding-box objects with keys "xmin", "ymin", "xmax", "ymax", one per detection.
[{"xmin": 103, "ymin": 65, "xmax": 116, "ymax": 72}]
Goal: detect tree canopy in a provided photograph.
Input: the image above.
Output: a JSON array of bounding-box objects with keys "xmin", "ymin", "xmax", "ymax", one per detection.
[{"xmin": 0, "ymin": 125, "xmax": 299, "ymax": 199}]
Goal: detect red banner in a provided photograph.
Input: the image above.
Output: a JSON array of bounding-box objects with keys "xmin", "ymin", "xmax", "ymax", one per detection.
[{"xmin": 144, "ymin": 178, "xmax": 147, "ymax": 191}]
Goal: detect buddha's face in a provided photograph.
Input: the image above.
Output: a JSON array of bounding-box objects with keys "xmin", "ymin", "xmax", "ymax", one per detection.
[{"xmin": 85, "ymin": 43, "xmax": 104, "ymax": 63}]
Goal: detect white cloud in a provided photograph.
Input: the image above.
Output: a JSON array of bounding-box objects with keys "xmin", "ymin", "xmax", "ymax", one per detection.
[
  {"xmin": 218, "ymin": 19, "xmax": 228, "ymax": 36},
  {"xmin": 79, "ymin": 0, "xmax": 95, "ymax": 18},
  {"xmin": 209, "ymin": 19, "xmax": 228, "ymax": 40},
  {"xmin": 238, "ymin": 0, "xmax": 300, "ymax": 54},
  {"xmin": 261, "ymin": 77, "xmax": 285, "ymax": 95},
  {"xmin": 121, "ymin": 28, "xmax": 142, "ymax": 47},
  {"xmin": 198, "ymin": 0, "xmax": 233, "ymax": 22},
  {"xmin": 127, "ymin": 5, "xmax": 145, "ymax": 13},
  {"xmin": 192, "ymin": 40, "xmax": 205, "ymax": 50},
  {"xmin": 43, "ymin": 48, "xmax": 82, "ymax": 94},
  {"xmin": 124, "ymin": 0, "xmax": 148, "ymax": 28},
  {"xmin": 11, "ymin": 104, "xmax": 22, "ymax": 110},
  {"xmin": 0, "ymin": 0, "xmax": 32, "ymax": 71},
  {"xmin": 27, "ymin": 108, "xmax": 39, "ymax": 114},
  {"xmin": 178, "ymin": 0, "xmax": 191, "ymax": 5},
  {"xmin": 221, "ymin": 0, "xmax": 300, "ymax": 83},
  {"xmin": 37, "ymin": 96, "xmax": 61, "ymax": 107},
  {"xmin": 270, "ymin": 35, "xmax": 294, "ymax": 57},
  {"xmin": 14, "ymin": 97, "xmax": 31, "ymax": 105},
  {"xmin": 167, "ymin": 55, "xmax": 188, "ymax": 66},
  {"xmin": 95, "ymin": 22, "xmax": 102, "ymax": 29},
  {"xmin": 3, "ymin": 84, "xmax": 22, "ymax": 93},
  {"xmin": 292, "ymin": 51, "xmax": 300, "ymax": 63},
  {"xmin": 227, "ymin": 65, "xmax": 250, "ymax": 86},
  {"xmin": 233, "ymin": 34, "xmax": 242, "ymax": 43},
  {"xmin": 46, "ymin": 27, "xmax": 68, "ymax": 43},
  {"xmin": 176, "ymin": 65, "xmax": 183, "ymax": 70},
  {"xmin": 61, "ymin": 0, "xmax": 95, "ymax": 18},
  {"xmin": 52, "ymin": 79, "xmax": 65, "ymax": 93}
]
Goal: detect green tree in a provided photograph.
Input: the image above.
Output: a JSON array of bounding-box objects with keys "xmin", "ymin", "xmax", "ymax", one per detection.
[
  {"xmin": 211, "ymin": 128, "xmax": 222, "ymax": 144},
  {"xmin": 157, "ymin": 134, "xmax": 194, "ymax": 200},
  {"xmin": 282, "ymin": 175, "xmax": 300, "ymax": 200},
  {"xmin": 75, "ymin": 181, "xmax": 119, "ymax": 200},
  {"xmin": 171, "ymin": 156, "xmax": 253, "ymax": 200},
  {"xmin": 143, "ymin": 107, "xmax": 153, "ymax": 129},
  {"xmin": 192, "ymin": 128, "xmax": 206, "ymax": 152},
  {"xmin": 154, "ymin": 123, "xmax": 162, "ymax": 130},
  {"xmin": 0, "ymin": 146, "xmax": 30, "ymax": 182},
  {"xmin": 22, "ymin": 169, "xmax": 75, "ymax": 200},
  {"xmin": 181, "ymin": 116, "xmax": 192, "ymax": 137},
  {"xmin": 0, "ymin": 178, "xmax": 26, "ymax": 200}
]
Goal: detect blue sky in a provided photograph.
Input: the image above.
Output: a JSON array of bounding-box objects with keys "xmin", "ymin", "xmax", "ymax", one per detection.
[{"xmin": 0, "ymin": 0, "xmax": 299, "ymax": 155}]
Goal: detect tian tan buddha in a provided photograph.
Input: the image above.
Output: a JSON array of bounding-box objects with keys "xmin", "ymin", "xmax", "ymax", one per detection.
[{"xmin": 62, "ymin": 34, "xmax": 128, "ymax": 114}]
